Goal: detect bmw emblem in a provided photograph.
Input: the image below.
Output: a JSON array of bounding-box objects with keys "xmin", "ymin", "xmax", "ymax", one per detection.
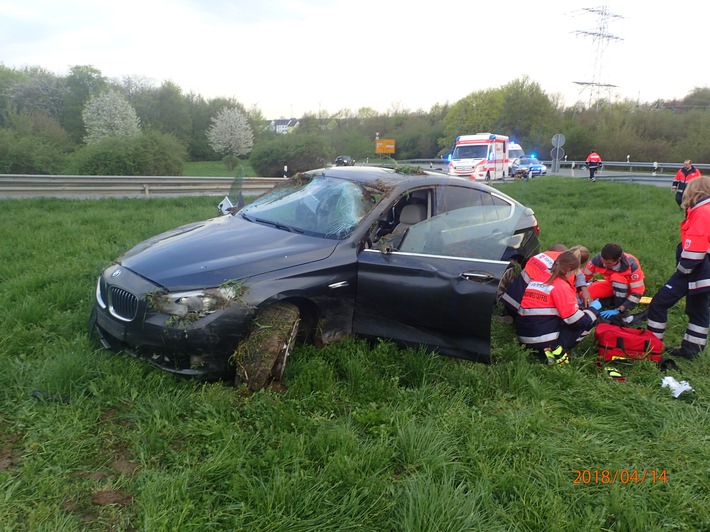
[{"xmin": 111, "ymin": 268, "xmax": 123, "ymax": 278}]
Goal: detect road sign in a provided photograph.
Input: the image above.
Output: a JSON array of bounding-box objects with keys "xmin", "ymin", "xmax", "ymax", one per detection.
[
  {"xmin": 376, "ymin": 139, "xmax": 395, "ymax": 154},
  {"xmin": 551, "ymin": 133, "xmax": 566, "ymax": 148},
  {"xmin": 551, "ymin": 147, "xmax": 565, "ymax": 160}
]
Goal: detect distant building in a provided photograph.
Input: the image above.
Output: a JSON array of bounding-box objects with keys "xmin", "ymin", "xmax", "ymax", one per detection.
[{"xmin": 268, "ymin": 118, "xmax": 299, "ymax": 134}]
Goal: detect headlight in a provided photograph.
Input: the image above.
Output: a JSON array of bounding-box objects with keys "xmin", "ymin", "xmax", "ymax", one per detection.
[
  {"xmin": 150, "ymin": 286, "xmax": 237, "ymax": 318},
  {"xmin": 96, "ymin": 277, "xmax": 107, "ymax": 309}
]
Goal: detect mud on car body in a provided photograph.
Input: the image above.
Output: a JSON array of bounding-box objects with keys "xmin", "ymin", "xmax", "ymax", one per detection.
[{"xmin": 90, "ymin": 166, "xmax": 541, "ymax": 390}]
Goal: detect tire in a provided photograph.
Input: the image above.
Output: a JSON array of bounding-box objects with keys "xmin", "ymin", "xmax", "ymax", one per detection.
[
  {"xmin": 496, "ymin": 262, "xmax": 521, "ymax": 302},
  {"xmin": 233, "ymin": 302, "xmax": 300, "ymax": 391}
]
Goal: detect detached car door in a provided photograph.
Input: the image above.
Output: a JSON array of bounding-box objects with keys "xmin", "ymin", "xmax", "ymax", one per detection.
[{"xmin": 353, "ymin": 184, "xmax": 521, "ymax": 363}]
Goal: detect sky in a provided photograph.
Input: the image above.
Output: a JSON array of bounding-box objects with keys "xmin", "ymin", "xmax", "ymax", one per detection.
[{"xmin": 1, "ymin": 1, "xmax": 707, "ymax": 119}]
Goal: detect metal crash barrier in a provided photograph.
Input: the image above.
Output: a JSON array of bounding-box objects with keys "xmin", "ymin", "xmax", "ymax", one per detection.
[{"xmin": 0, "ymin": 175, "xmax": 287, "ymax": 199}]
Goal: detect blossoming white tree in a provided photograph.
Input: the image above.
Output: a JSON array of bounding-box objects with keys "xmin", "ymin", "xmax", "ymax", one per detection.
[
  {"xmin": 206, "ymin": 107, "xmax": 254, "ymax": 171},
  {"xmin": 82, "ymin": 91, "xmax": 141, "ymax": 145}
]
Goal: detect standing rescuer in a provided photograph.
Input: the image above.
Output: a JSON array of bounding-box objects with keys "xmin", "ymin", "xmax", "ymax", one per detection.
[
  {"xmin": 644, "ymin": 177, "xmax": 710, "ymax": 360},
  {"xmin": 586, "ymin": 150, "xmax": 602, "ymax": 182},
  {"xmin": 671, "ymin": 159, "xmax": 702, "ymax": 206}
]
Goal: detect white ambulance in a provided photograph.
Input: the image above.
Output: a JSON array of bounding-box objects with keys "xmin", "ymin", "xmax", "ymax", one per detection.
[
  {"xmin": 507, "ymin": 141, "xmax": 526, "ymax": 176},
  {"xmin": 447, "ymin": 133, "xmax": 509, "ymax": 180},
  {"xmin": 509, "ymin": 141, "xmax": 525, "ymax": 161}
]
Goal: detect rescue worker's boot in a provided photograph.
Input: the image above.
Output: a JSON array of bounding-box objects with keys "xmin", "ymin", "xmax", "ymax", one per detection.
[
  {"xmin": 665, "ymin": 347, "xmax": 701, "ymax": 360},
  {"xmin": 544, "ymin": 346, "xmax": 570, "ymax": 365},
  {"xmin": 623, "ymin": 308, "xmax": 649, "ymax": 326}
]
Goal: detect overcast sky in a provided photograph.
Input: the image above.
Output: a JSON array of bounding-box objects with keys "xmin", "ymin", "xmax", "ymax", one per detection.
[{"xmin": 1, "ymin": 1, "xmax": 706, "ymax": 119}]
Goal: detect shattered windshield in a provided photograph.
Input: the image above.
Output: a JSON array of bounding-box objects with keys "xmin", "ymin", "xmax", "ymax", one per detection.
[{"xmin": 240, "ymin": 176, "xmax": 380, "ymax": 239}]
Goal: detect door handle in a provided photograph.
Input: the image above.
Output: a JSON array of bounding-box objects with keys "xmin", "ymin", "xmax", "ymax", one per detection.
[{"xmin": 460, "ymin": 271, "xmax": 495, "ymax": 282}]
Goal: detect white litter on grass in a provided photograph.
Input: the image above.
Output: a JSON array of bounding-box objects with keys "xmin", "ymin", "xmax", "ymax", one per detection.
[{"xmin": 661, "ymin": 376, "xmax": 695, "ymax": 398}]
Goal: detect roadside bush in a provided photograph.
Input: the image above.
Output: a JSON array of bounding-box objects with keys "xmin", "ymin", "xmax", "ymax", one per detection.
[
  {"xmin": 250, "ymin": 133, "xmax": 332, "ymax": 176},
  {"xmin": 0, "ymin": 128, "xmax": 69, "ymax": 174},
  {"xmin": 64, "ymin": 131, "xmax": 186, "ymax": 175}
]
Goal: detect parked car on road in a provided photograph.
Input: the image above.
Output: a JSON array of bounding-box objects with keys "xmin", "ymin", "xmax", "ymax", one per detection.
[
  {"xmin": 334, "ymin": 155, "xmax": 355, "ymax": 166},
  {"xmin": 510, "ymin": 157, "xmax": 547, "ymax": 178},
  {"xmin": 89, "ymin": 167, "xmax": 541, "ymax": 390}
]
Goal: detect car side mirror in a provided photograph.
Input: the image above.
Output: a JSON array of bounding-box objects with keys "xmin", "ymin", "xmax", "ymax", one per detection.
[{"xmin": 218, "ymin": 196, "xmax": 234, "ymax": 215}]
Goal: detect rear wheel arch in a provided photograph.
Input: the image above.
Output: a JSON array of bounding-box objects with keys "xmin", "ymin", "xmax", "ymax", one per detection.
[{"xmin": 496, "ymin": 258, "xmax": 523, "ymax": 302}]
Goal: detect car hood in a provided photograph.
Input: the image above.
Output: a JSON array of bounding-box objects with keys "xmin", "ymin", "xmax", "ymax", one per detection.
[{"xmin": 117, "ymin": 215, "xmax": 339, "ymax": 289}]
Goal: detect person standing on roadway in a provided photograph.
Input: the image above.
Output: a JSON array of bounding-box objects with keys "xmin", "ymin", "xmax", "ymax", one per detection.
[
  {"xmin": 671, "ymin": 159, "xmax": 701, "ymax": 206},
  {"xmin": 586, "ymin": 150, "xmax": 602, "ymax": 182}
]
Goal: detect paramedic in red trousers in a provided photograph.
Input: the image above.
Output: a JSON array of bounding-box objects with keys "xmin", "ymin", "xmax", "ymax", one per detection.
[
  {"xmin": 671, "ymin": 159, "xmax": 701, "ymax": 206},
  {"xmin": 515, "ymin": 250, "xmax": 601, "ymax": 364},
  {"xmin": 645, "ymin": 176, "xmax": 710, "ymax": 359},
  {"xmin": 501, "ymin": 244, "xmax": 592, "ymax": 317},
  {"xmin": 586, "ymin": 150, "xmax": 602, "ymax": 182},
  {"xmin": 583, "ymin": 243, "xmax": 645, "ymax": 321}
]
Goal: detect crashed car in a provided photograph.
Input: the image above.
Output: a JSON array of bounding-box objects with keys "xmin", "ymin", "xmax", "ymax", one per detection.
[{"xmin": 89, "ymin": 166, "xmax": 541, "ymax": 390}]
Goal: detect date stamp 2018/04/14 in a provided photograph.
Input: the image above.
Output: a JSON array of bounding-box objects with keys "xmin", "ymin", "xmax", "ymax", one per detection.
[{"xmin": 573, "ymin": 469, "xmax": 668, "ymax": 485}]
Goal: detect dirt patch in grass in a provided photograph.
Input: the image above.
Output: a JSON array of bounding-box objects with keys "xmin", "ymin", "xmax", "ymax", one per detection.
[
  {"xmin": 112, "ymin": 457, "xmax": 139, "ymax": 475},
  {"xmin": 0, "ymin": 432, "xmax": 22, "ymax": 471},
  {"xmin": 91, "ymin": 490, "xmax": 134, "ymax": 507}
]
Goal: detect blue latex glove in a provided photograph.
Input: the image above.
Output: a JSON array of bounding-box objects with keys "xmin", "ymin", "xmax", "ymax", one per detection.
[
  {"xmin": 600, "ymin": 309, "xmax": 620, "ymax": 319},
  {"xmin": 589, "ymin": 299, "xmax": 602, "ymax": 311}
]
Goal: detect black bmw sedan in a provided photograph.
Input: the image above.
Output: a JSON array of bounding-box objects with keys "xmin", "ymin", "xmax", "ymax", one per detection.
[{"xmin": 90, "ymin": 166, "xmax": 540, "ymax": 390}]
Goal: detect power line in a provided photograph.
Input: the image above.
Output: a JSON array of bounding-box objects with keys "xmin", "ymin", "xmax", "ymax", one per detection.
[{"xmin": 572, "ymin": 4, "xmax": 624, "ymax": 108}]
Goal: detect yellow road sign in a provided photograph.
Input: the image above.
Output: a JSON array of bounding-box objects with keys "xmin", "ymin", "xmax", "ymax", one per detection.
[{"xmin": 375, "ymin": 139, "xmax": 395, "ymax": 154}]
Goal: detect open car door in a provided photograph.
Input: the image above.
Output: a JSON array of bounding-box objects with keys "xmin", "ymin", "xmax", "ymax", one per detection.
[{"xmin": 354, "ymin": 247, "xmax": 508, "ymax": 362}]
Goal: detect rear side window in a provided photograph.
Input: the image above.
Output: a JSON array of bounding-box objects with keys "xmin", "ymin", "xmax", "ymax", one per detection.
[
  {"xmin": 435, "ymin": 186, "xmax": 512, "ymax": 220},
  {"xmin": 398, "ymin": 186, "xmax": 519, "ymax": 260}
]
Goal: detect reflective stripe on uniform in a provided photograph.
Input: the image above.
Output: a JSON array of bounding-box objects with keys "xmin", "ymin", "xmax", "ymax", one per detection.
[
  {"xmin": 680, "ymin": 250, "xmax": 706, "ymax": 261},
  {"xmin": 518, "ymin": 332, "xmax": 560, "ymax": 344},
  {"xmin": 500, "ymin": 292, "xmax": 520, "ymax": 310},
  {"xmin": 689, "ymin": 279, "xmax": 710, "ymax": 290},
  {"xmin": 518, "ymin": 307, "xmax": 559, "ymax": 317},
  {"xmin": 683, "ymin": 333, "xmax": 707, "ymax": 347}
]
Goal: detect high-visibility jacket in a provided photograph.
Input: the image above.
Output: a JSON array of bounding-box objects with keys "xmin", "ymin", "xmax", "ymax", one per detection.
[
  {"xmin": 501, "ymin": 251, "xmax": 586, "ymax": 312},
  {"xmin": 586, "ymin": 152, "xmax": 602, "ymax": 168},
  {"xmin": 672, "ymin": 165, "xmax": 702, "ymax": 195},
  {"xmin": 583, "ymin": 252, "xmax": 645, "ymax": 310},
  {"xmin": 678, "ymin": 196, "xmax": 710, "ymax": 293},
  {"xmin": 515, "ymin": 277, "xmax": 598, "ymax": 348}
]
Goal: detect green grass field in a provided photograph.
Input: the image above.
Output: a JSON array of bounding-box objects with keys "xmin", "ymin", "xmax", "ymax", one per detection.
[
  {"xmin": 183, "ymin": 160, "xmax": 256, "ymax": 177},
  {"xmin": 0, "ymin": 178, "xmax": 708, "ymax": 530}
]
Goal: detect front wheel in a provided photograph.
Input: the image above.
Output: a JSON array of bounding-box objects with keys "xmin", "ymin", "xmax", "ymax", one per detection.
[{"xmin": 233, "ymin": 303, "xmax": 300, "ymax": 391}]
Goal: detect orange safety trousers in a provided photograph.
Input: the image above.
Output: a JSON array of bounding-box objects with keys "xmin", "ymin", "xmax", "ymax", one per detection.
[{"xmin": 587, "ymin": 272, "xmax": 629, "ymax": 301}]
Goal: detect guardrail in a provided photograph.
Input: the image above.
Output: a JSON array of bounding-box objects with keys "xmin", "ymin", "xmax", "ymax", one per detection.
[
  {"xmin": 0, "ymin": 175, "xmax": 288, "ymax": 199},
  {"xmin": 0, "ymin": 163, "xmax": 682, "ymax": 199},
  {"xmin": 368, "ymin": 158, "xmax": 707, "ymax": 175},
  {"xmin": 557, "ymin": 160, "xmax": 710, "ymax": 174}
]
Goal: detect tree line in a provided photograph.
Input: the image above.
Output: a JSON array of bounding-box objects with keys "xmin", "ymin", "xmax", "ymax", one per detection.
[{"xmin": 1, "ymin": 64, "xmax": 709, "ymax": 177}]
